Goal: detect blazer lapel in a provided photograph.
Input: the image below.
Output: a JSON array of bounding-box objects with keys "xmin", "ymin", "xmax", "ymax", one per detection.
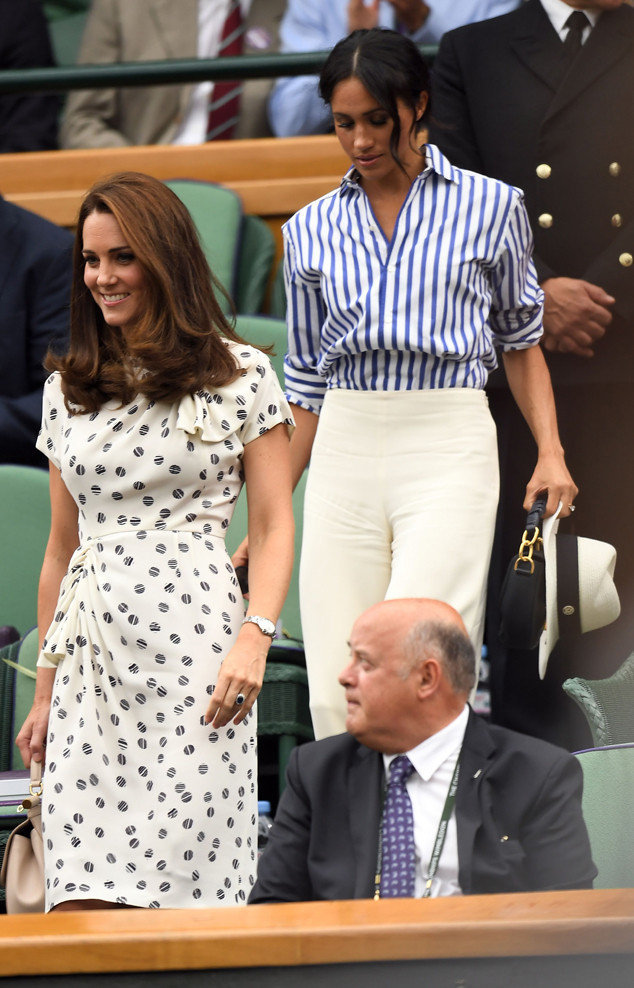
[
  {"xmin": 509, "ymin": 0, "xmax": 567, "ymax": 94},
  {"xmin": 544, "ymin": 6, "xmax": 634, "ymax": 123},
  {"xmin": 455, "ymin": 710, "xmax": 496, "ymax": 895},
  {"xmin": 348, "ymin": 745, "xmax": 384, "ymax": 899}
]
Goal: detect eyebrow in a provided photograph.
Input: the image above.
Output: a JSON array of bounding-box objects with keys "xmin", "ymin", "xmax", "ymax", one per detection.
[
  {"xmin": 332, "ymin": 107, "xmax": 386, "ymax": 119},
  {"xmin": 81, "ymin": 245, "xmax": 131, "ymax": 255}
]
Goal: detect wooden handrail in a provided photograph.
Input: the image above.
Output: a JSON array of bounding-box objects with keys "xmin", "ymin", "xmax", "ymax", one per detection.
[
  {"xmin": 0, "ymin": 136, "xmax": 350, "ymax": 244},
  {"xmin": 0, "ymin": 890, "xmax": 632, "ymax": 977}
]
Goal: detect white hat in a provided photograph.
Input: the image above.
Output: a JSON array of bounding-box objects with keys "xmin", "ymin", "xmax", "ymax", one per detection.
[{"xmin": 538, "ymin": 504, "xmax": 621, "ymax": 679}]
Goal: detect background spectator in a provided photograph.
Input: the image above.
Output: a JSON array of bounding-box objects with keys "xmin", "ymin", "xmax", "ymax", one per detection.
[
  {"xmin": 61, "ymin": 0, "xmax": 284, "ymax": 148},
  {"xmin": 268, "ymin": 0, "xmax": 521, "ymax": 137},
  {"xmin": 429, "ymin": 0, "xmax": 634, "ymax": 750},
  {"xmin": 0, "ymin": 0, "xmax": 60, "ymax": 152},
  {"xmin": 0, "ymin": 197, "xmax": 73, "ymax": 466},
  {"xmin": 250, "ymin": 598, "xmax": 596, "ymax": 903}
]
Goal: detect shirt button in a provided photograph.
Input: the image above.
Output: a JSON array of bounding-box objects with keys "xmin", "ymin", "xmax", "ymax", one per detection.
[
  {"xmin": 619, "ymin": 252, "xmax": 633, "ymax": 268},
  {"xmin": 612, "ymin": 214, "xmax": 623, "ymax": 228},
  {"xmin": 609, "ymin": 162, "xmax": 621, "ymax": 177},
  {"xmin": 538, "ymin": 213, "xmax": 553, "ymax": 228},
  {"xmin": 536, "ymin": 163, "xmax": 551, "ymax": 179}
]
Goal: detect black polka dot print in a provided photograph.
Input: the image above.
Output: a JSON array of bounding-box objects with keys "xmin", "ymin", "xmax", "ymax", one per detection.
[{"xmin": 35, "ymin": 344, "xmax": 293, "ymax": 910}]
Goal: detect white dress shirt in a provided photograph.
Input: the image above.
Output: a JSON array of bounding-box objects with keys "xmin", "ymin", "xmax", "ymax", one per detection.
[
  {"xmin": 540, "ymin": 0, "xmax": 599, "ymax": 41},
  {"xmin": 383, "ymin": 705, "xmax": 469, "ymax": 898}
]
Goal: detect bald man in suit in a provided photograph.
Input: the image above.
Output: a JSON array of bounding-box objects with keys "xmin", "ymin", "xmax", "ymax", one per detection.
[{"xmin": 249, "ymin": 599, "xmax": 595, "ymax": 903}]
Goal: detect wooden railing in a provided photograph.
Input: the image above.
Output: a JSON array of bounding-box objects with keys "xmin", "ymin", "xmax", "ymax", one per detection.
[
  {"xmin": 0, "ymin": 136, "xmax": 350, "ymax": 260},
  {"xmin": 0, "ymin": 889, "xmax": 632, "ymax": 981}
]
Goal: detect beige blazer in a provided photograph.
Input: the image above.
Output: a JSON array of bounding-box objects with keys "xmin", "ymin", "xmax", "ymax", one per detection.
[{"xmin": 61, "ymin": 0, "xmax": 283, "ymax": 148}]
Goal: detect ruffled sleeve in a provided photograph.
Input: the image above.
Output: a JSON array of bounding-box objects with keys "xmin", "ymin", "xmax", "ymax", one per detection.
[
  {"xmin": 35, "ymin": 372, "xmax": 64, "ymax": 470},
  {"xmin": 176, "ymin": 344, "xmax": 294, "ymax": 445}
]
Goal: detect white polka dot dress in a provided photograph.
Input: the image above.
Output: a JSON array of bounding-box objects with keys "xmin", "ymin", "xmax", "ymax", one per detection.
[{"xmin": 35, "ymin": 344, "xmax": 294, "ymax": 910}]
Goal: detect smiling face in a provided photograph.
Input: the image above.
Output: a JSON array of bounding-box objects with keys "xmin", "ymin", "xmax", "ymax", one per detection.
[
  {"xmin": 82, "ymin": 209, "xmax": 148, "ymax": 337},
  {"xmin": 330, "ymin": 76, "xmax": 427, "ymax": 185}
]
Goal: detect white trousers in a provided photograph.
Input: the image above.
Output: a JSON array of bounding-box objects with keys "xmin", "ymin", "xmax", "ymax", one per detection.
[{"xmin": 300, "ymin": 388, "xmax": 500, "ymax": 739}]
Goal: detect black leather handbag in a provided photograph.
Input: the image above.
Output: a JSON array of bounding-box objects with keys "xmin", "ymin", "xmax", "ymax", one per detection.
[{"xmin": 498, "ymin": 495, "xmax": 548, "ymax": 650}]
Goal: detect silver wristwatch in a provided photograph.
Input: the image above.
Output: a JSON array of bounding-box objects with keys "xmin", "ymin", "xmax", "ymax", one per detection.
[{"xmin": 242, "ymin": 615, "xmax": 276, "ymax": 639}]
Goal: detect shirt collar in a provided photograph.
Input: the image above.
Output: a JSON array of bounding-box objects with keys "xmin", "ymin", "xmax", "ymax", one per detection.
[
  {"xmin": 539, "ymin": 0, "xmax": 600, "ymax": 34},
  {"xmin": 339, "ymin": 143, "xmax": 459, "ymax": 197},
  {"xmin": 383, "ymin": 704, "xmax": 469, "ymax": 783}
]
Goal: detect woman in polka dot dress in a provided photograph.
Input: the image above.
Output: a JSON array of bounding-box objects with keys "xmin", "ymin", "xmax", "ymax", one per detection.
[{"xmin": 16, "ymin": 172, "xmax": 295, "ymax": 912}]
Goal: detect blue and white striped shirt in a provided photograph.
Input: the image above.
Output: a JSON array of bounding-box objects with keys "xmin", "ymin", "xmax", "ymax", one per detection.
[{"xmin": 283, "ymin": 144, "xmax": 543, "ymax": 414}]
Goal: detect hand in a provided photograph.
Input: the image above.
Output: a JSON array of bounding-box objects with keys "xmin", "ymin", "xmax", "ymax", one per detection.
[
  {"xmin": 541, "ymin": 277, "xmax": 614, "ymax": 358},
  {"xmin": 523, "ymin": 450, "xmax": 578, "ymax": 520},
  {"xmin": 204, "ymin": 627, "xmax": 269, "ymax": 729},
  {"xmin": 16, "ymin": 701, "xmax": 50, "ymax": 768},
  {"xmin": 347, "ymin": 0, "xmax": 380, "ymax": 32},
  {"xmin": 388, "ymin": 0, "xmax": 431, "ymax": 33}
]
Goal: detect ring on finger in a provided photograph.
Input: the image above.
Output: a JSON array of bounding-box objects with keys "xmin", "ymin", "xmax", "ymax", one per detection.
[
  {"xmin": 235, "ymin": 693, "xmax": 246, "ymax": 707},
  {"xmin": 568, "ymin": 504, "xmax": 576, "ymax": 512}
]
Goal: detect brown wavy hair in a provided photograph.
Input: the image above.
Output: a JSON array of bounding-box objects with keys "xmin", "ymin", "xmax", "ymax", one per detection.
[{"xmin": 47, "ymin": 171, "xmax": 246, "ymax": 413}]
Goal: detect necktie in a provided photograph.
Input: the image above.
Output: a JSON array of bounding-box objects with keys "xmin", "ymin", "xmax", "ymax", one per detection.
[
  {"xmin": 379, "ymin": 755, "xmax": 416, "ymax": 898},
  {"xmin": 206, "ymin": 0, "xmax": 244, "ymax": 142},
  {"xmin": 562, "ymin": 10, "xmax": 590, "ymax": 63}
]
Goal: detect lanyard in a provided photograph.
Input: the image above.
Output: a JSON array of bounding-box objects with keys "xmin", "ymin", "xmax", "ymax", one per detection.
[{"xmin": 373, "ymin": 752, "xmax": 461, "ymax": 901}]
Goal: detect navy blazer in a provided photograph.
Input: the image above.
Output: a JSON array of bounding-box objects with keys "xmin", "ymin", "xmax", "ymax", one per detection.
[
  {"xmin": 249, "ymin": 710, "xmax": 596, "ymax": 902},
  {"xmin": 429, "ymin": 0, "xmax": 634, "ymax": 385},
  {"xmin": 0, "ymin": 0, "xmax": 61, "ymax": 152},
  {"xmin": 0, "ymin": 199, "xmax": 73, "ymax": 466}
]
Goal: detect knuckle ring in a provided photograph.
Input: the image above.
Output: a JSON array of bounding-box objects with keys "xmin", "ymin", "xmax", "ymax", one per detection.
[{"xmin": 235, "ymin": 693, "xmax": 246, "ymax": 707}]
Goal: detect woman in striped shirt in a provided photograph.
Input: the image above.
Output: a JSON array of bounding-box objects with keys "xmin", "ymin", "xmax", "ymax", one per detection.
[{"xmin": 278, "ymin": 28, "xmax": 576, "ymax": 739}]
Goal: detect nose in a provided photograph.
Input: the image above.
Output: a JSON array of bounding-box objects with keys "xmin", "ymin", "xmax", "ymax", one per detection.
[
  {"xmin": 96, "ymin": 261, "xmax": 117, "ymax": 287},
  {"xmin": 338, "ymin": 660, "xmax": 355, "ymax": 688},
  {"xmin": 352, "ymin": 123, "xmax": 372, "ymax": 153}
]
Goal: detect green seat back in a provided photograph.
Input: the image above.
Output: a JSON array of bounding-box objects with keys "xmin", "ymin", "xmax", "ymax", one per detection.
[
  {"xmin": 268, "ymin": 258, "xmax": 287, "ymax": 319},
  {"xmin": 574, "ymin": 744, "xmax": 634, "ymax": 889},
  {"xmin": 563, "ymin": 652, "xmax": 634, "ymax": 747},
  {"xmin": 0, "ymin": 467, "xmax": 50, "ymax": 636},
  {"xmin": 236, "ymin": 215, "xmax": 276, "ymax": 315},
  {"xmin": 164, "ymin": 180, "xmax": 243, "ymax": 311},
  {"xmin": 10, "ymin": 629, "xmax": 39, "ymax": 771}
]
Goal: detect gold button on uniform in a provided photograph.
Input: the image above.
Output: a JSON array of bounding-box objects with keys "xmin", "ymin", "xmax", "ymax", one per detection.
[
  {"xmin": 619, "ymin": 253, "xmax": 633, "ymax": 268},
  {"xmin": 612, "ymin": 214, "xmax": 623, "ymax": 228},
  {"xmin": 536, "ymin": 163, "xmax": 551, "ymax": 179},
  {"xmin": 538, "ymin": 213, "xmax": 553, "ymax": 228},
  {"xmin": 609, "ymin": 162, "xmax": 621, "ymax": 177}
]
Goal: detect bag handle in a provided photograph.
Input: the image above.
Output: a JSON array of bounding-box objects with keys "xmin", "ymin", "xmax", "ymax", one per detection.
[
  {"xmin": 514, "ymin": 493, "xmax": 547, "ymax": 575},
  {"xmin": 28, "ymin": 760, "xmax": 42, "ymax": 800}
]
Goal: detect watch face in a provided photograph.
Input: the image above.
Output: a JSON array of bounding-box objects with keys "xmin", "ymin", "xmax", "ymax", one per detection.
[{"xmin": 246, "ymin": 616, "xmax": 275, "ymax": 637}]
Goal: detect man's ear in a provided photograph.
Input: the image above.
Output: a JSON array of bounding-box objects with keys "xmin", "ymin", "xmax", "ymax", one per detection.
[{"xmin": 416, "ymin": 657, "xmax": 441, "ymax": 698}]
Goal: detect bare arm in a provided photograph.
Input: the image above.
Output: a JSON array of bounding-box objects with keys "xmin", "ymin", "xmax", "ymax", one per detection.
[
  {"xmin": 502, "ymin": 346, "xmax": 578, "ymax": 519},
  {"xmin": 16, "ymin": 465, "xmax": 79, "ymax": 766},
  {"xmin": 206, "ymin": 423, "xmax": 295, "ymax": 728}
]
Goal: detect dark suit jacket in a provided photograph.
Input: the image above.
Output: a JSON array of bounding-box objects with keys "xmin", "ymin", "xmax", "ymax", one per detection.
[
  {"xmin": 0, "ymin": 0, "xmax": 60, "ymax": 152},
  {"xmin": 0, "ymin": 198, "xmax": 73, "ymax": 466},
  {"xmin": 249, "ymin": 711, "xmax": 596, "ymax": 902},
  {"xmin": 429, "ymin": 0, "xmax": 634, "ymax": 385}
]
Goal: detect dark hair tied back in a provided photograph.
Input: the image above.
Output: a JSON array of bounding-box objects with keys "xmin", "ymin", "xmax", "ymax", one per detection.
[{"xmin": 319, "ymin": 28, "xmax": 431, "ymax": 168}]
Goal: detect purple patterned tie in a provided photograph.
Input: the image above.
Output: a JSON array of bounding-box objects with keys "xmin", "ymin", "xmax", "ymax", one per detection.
[{"xmin": 380, "ymin": 755, "xmax": 416, "ymax": 898}]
